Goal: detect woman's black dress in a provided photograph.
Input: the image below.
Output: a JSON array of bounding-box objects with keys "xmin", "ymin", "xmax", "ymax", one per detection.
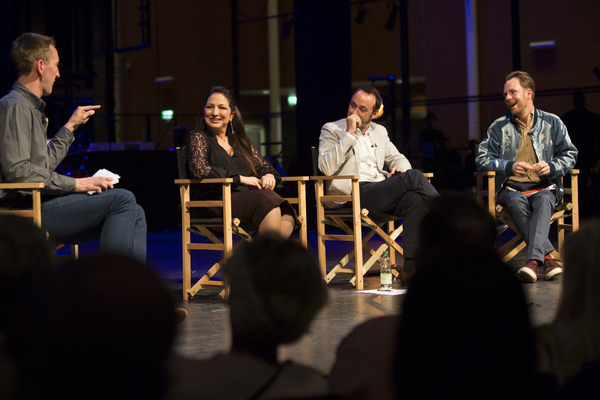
[{"xmin": 186, "ymin": 130, "xmax": 297, "ymax": 230}]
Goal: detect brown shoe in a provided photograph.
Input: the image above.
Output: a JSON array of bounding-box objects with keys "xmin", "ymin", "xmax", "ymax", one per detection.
[
  {"xmin": 517, "ymin": 260, "xmax": 539, "ymax": 283},
  {"xmin": 543, "ymin": 257, "xmax": 563, "ymax": 280},
  {"xmin": 400, "ymin": 269, "xmax": 417, "ymax": 287}
]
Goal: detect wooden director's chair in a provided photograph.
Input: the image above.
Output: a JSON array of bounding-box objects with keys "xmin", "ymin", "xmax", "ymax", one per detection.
[
  {"xmin": 175, "ymin": 147, "xmax": 308, "ymax": 300},
  {"xmin": 475, "ymin": 169, "xmax": 579, "ymax": 264},
  {"xmin": 0, "ymin": 182, "xmax": 79, "ymax": 260},
  {"xmin": 311, "ymin": 147, "xmax": 432, "ymax": 291}
]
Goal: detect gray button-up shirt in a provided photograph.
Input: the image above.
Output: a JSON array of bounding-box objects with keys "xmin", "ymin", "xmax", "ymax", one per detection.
[{"xmin": 0, "ymin": 82, "xmax": 76, "ymax": 199}]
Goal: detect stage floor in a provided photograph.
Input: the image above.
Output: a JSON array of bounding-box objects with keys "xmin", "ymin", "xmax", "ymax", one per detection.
[{"xmin": 65, "ymin": 229, "xmax": 562, "ymax": 376}]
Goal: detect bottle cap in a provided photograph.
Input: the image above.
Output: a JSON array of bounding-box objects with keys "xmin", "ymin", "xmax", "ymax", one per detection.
[{"xmin": 383, "ymin": 250, "xmax": 389, "ymax": 255}]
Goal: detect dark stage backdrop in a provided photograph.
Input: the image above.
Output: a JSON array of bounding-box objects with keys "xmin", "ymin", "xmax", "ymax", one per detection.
[{"xmin": 76, "ymin": 150, "xmax": 180, "ymax": 232}]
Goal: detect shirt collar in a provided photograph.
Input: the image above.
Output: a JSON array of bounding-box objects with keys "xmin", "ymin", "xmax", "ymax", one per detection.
[
  {"xmin": 359, "ymin": 123, "xmax": 372, "ymax": 137},
  {"xmin": 12, "ymin": 81, "xmax": 46, "ymax": 114},
  {"xmin": 512, "ymin": 108, "xmax": 535, "ymax": 129}
]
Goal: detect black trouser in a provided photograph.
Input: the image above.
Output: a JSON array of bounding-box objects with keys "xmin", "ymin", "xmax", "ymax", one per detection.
[{"xmin": 359, "ymin": 169, "xmax": 439, "ymax": 259}]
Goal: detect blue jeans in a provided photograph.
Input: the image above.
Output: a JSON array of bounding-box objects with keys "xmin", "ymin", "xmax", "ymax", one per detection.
[
  {"xmin": 496, "ymin": 188, "xmax": 556, "ymax": 261},
  {"xmin": 40, "ymin": 189, "xmax": 147, "ymax": 263}
]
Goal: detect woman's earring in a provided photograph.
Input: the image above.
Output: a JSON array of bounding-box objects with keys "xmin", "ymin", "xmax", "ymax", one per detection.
[{"xmin": 230, "ymin": 120, "xmax": 235, "ymax": 135}]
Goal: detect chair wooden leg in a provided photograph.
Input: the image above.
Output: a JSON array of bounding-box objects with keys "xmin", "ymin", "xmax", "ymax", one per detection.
[
  {"xmin": 180, "ymin": 184, "xmax": 192, "ymax": 301},
  {"xmin": 71, "ymin": 245, "xmax": 79, "ymax": 260}
]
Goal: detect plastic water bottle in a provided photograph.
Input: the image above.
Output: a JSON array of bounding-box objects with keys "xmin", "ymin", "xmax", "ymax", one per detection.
[{"xmin": 379, "ymin": 250, "xmax": 392, "ymax": 291}]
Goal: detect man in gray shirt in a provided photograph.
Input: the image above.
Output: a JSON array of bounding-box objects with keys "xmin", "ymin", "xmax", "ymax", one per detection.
[{"xmin": 0, "ymin": 33, "xmax": 146, "ymax": 263}]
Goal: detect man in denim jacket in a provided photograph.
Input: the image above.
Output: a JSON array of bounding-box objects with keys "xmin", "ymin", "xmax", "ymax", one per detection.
[{"xmin": 476, "ymin": 71, "xmax": 578, "ymax": 282}]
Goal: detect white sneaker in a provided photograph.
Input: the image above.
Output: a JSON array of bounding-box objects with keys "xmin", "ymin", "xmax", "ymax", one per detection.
[{"xmin": 517, "ymin": 260, "xmax": 539, "ymax": 283}]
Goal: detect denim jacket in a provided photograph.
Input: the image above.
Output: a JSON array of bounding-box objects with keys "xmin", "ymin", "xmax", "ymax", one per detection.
[{"xmin": 475, "ymin": 108, "xmax": 578, "ymax": 204}]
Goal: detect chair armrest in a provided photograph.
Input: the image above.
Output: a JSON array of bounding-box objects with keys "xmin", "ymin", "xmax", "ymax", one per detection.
[
  {"xmin": 0, "ymin": 182, "xmax": 45, "ymax": 189},
  {"xmin": 473, "ymin": 171, "xmax": 496, "ymax": 177},
  {"xmin": 568, "ymin": 169, "xmax": 579, "ymax": 176},
  {"xmin": 310, "ymin": 175, "xmax": 360, "ymax": 182},
  {"xmin": 175, "ymin": 178, "xmax": 234, "ymax": 184},
  {"xmin": 281, "ymin": 176, "xmax": 309, "ymax": 182}
]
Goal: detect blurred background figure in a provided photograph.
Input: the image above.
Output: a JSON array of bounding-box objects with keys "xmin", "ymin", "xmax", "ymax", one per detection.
[
  {"xmin": 537, "ymin": 219, "xmax": 600, "ymax": 388},
  {"xmin": 419, "ymin": 113, "xmax": 448, "ymax": 188},
  {"xmin": 464, "ymin": 138, "xmax": 480, "ymax": 189},
  {"xmin": 166, "ymin": 235, "xmax": 328, "ymax": 400},
  {"xmin": 561, "ymin": 89, "xmax": 600, "ymax": 218},
  {"xmin": 14, "ymin": 255, "xmax": 176, "ymax": 400},
  {"xmin": 0, "ymin": 215, "xmax": 54, "ymax": 400}
]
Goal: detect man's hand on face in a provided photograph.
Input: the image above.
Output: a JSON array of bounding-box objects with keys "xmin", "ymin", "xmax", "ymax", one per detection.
[
  {"xmin": 64, "ymin": 105, "xmax": 101, "ymax": 132},
  {"xmin": 346, "ymin": 114, "xmax": 362, "ymax": 135},
  {"xmin": 387, "ymin": 167, "xmax": 405, "ymax": 178},
  {"xmin": 533, "ymin": 161, "xmax": 550, "ymax": 176},
  {"xmin": 512, "ymin": 161, "xmax": 535, "ymax": 177}
]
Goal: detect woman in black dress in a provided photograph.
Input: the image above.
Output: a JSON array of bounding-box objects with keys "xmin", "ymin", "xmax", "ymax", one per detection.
[{"xmin": 186, "ymin": 86, "xmax": 297, "ymax": 238}]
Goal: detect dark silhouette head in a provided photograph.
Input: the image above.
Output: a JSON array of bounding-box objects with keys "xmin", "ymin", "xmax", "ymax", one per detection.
[
  {"xmin": 225, "ymin": 235, "xmax": 327, "ymax": 355},
  {"xmin": 15, "ymin": 255, "xmax": 176, "ymax": 400},
  {"xmin": 395, "ymin": 248, "xmax": 535, "ymax": 399},
  {"xmin": 572, "ymin": 89, "xmax": 586, "ymax": 110},
  {"xmin": 555, "ymin": 218, "xmax": 600, "ymax": 363},
  {"xmin": 416, "ymin": 194, "xmax": 497, "ymax": 267},
  {"xmin": 424, "ymin": 112, "xmax": 438, "ymax": 127},
  {"xmin": 0, "ymin": 215, "xmax": 54, "ymax": 333}
]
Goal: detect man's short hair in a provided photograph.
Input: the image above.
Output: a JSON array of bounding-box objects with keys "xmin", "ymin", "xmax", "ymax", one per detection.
[
  {"xmin": 355, "ymin": 87, "xmax": 382, "ymax": 115},
  {"xmin": 11, "ymin": 33, "xmax": 56, "ymax": 77},
  {"xmin": 505, "ymin": 71, "xmax": 535, "ymax": 101}
]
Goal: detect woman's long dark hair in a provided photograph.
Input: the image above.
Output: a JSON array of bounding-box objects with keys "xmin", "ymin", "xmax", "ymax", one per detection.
[{"xmin": 194, "ymin": 86, "xmax": 258, "ymax": 175}]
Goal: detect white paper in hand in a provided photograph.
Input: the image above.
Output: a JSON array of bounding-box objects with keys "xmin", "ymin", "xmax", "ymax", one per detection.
[{"xmin": 88, "ymin": 169, "xmax": 121, "ymax": 195}]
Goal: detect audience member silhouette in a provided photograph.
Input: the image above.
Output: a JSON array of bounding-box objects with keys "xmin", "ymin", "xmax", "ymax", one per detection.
[
  {"xmin": 395, "ymin": 248, "xmax": 538, "ymax": 400},
  {"xmin": 14, "ymin": 255, "xmax": 176, "ymax": 400},
  {"xmin": 166, "ymin": 235, "xmax": 328, "ymax": 400},
  {"xmin": 561, "ymin": 90, "xmax": 600, "ymax": 218},
  {"xmin": 0, "ymin": 215, "xmax": 54, "ymax": 400},
  {"xmin": 537, "ymin": 219, "xmax": 600, "ymax": 387},
  {"xmin": 559, "ymin": 360, "xmax": 600, "ymax": 399},
  {"xmin": 419, "ymin": 113, "xmax": 448, "ymax": 188},
  {"xmin": 465, "ymin": 138, "xmax": 480, "ymax": 188},
  {"xmin": 415, "ymin": 193, "xmax": 497, "ymax": 266},
  {"xmin": 328, "ymin": 194, "xmax": 498, "ymax": 400}
]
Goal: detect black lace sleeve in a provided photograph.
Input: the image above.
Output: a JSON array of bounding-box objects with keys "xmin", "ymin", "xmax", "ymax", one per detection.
[
  {"xmin": 250, "ymin": 141, "xmax": 282, "ymax": 182},
  {"xmin": 187, "ymin": 131, "xmax": 217, "ymax": 179}
]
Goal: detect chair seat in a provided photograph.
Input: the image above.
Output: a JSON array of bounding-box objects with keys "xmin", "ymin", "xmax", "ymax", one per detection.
[{"xmin": 324, "ymin": 207, "xmax": 399, "ymax": 225}]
